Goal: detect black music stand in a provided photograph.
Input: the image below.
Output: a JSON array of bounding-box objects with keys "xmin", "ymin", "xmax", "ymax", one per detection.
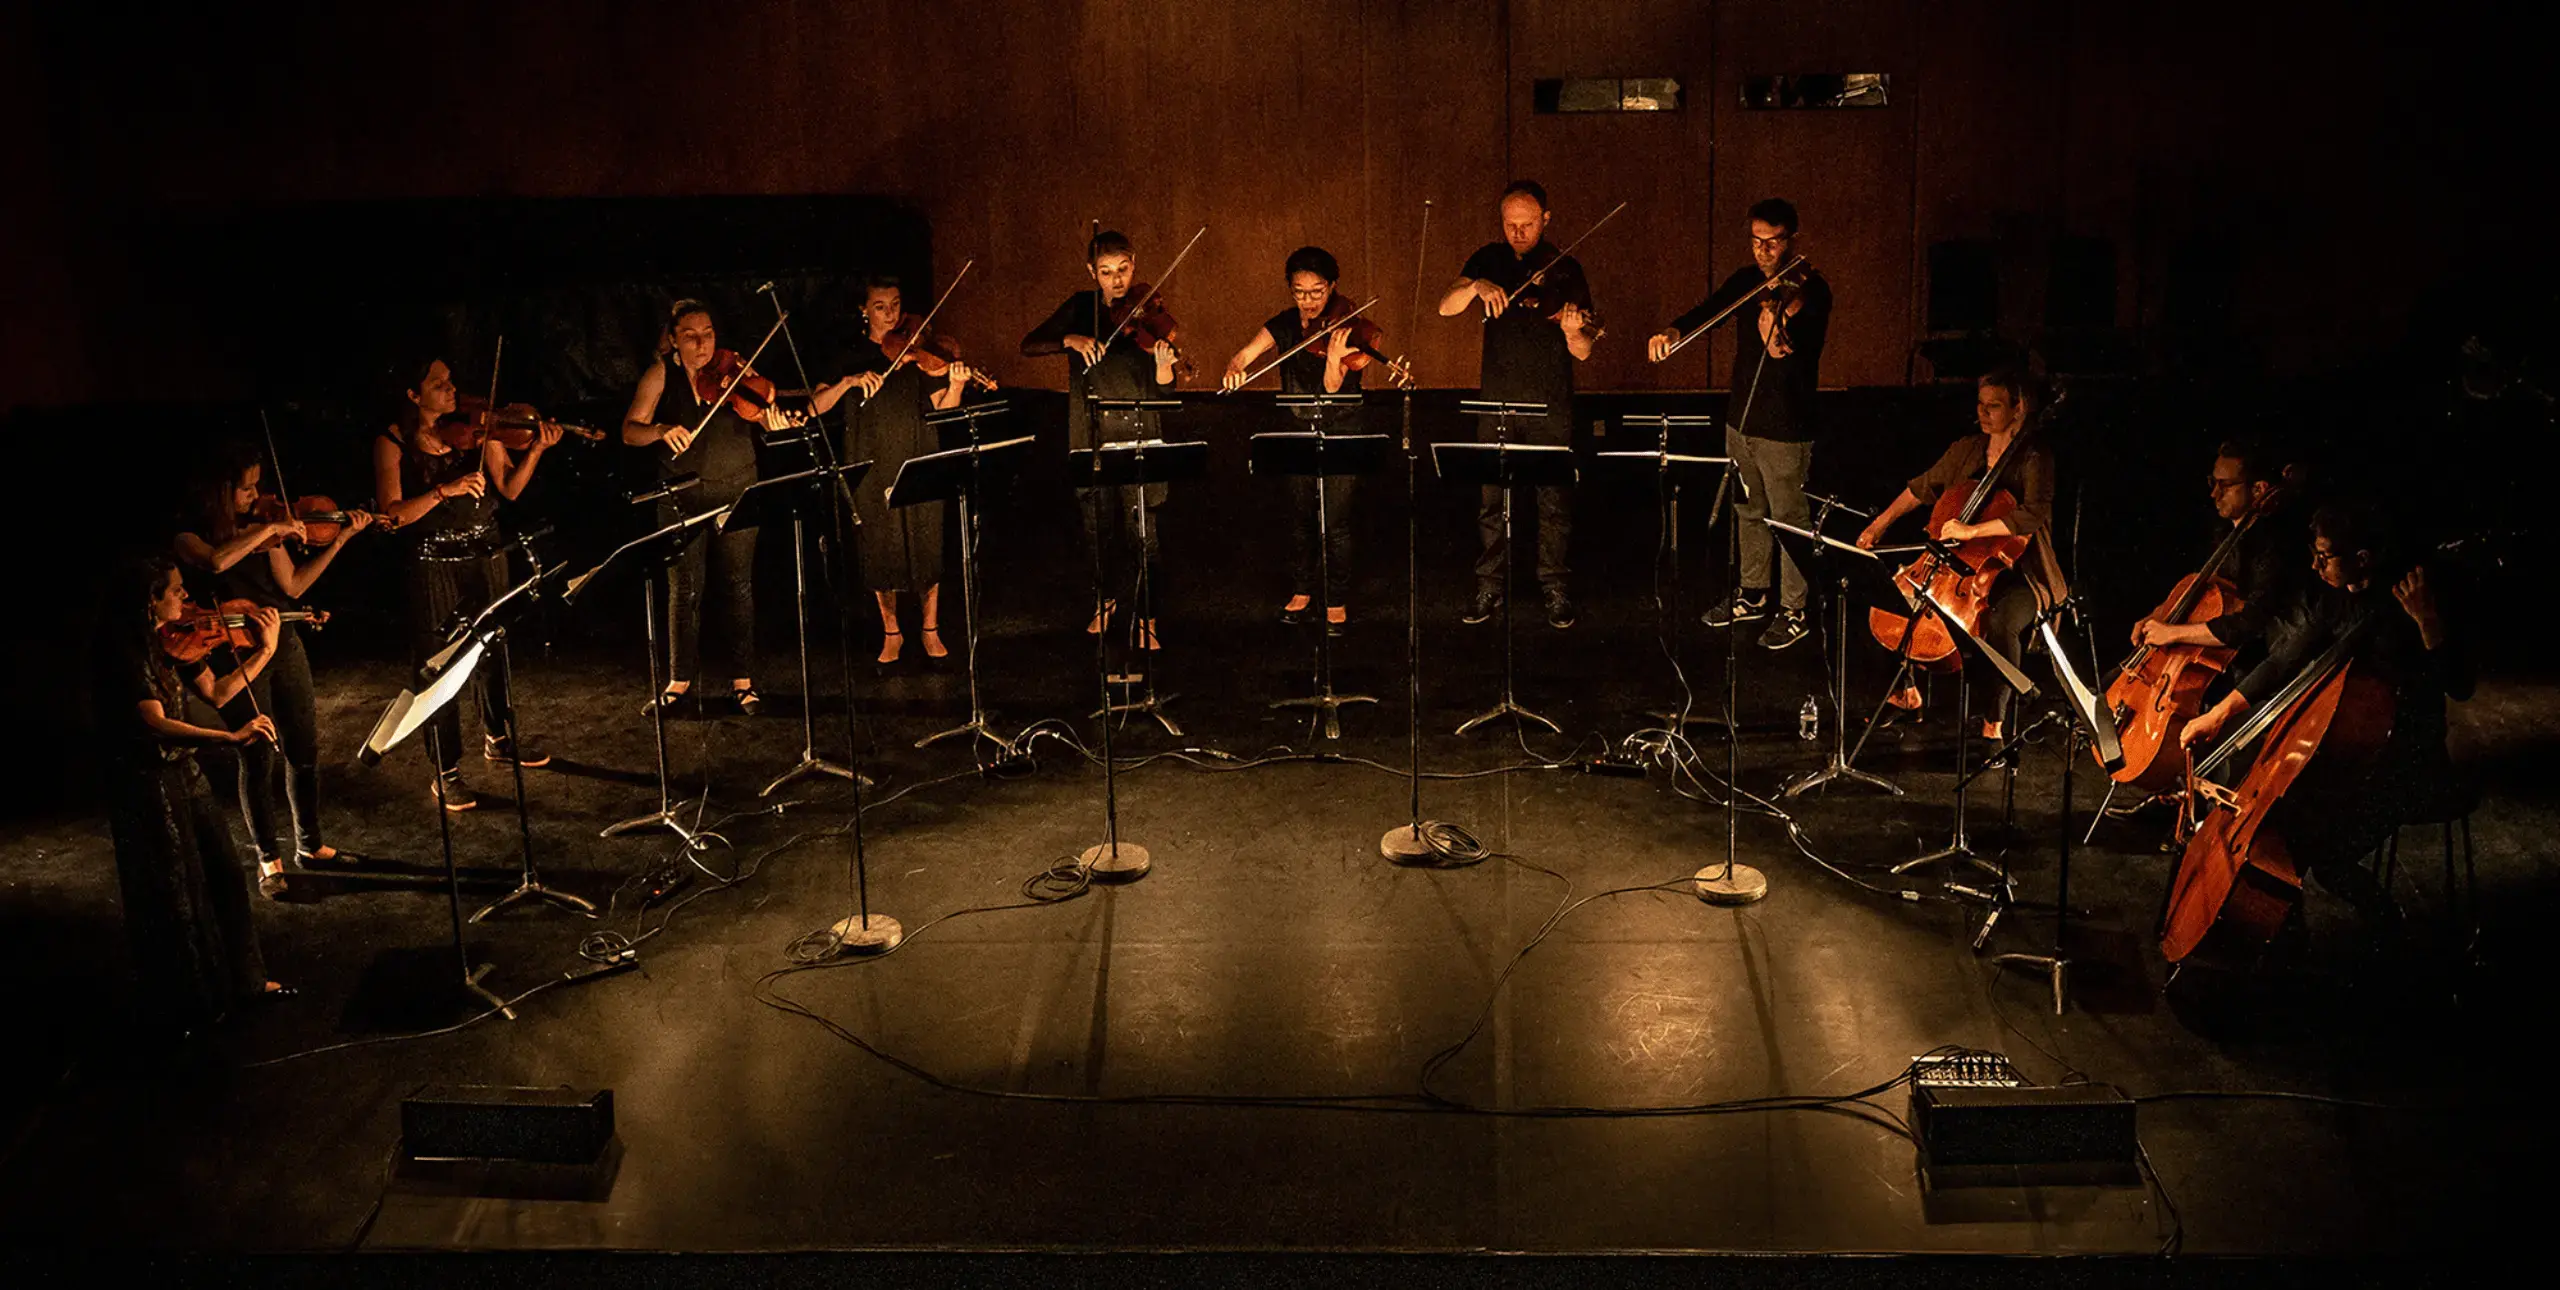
[
  {"xmin": 358, "ymin": 629, "xmax": 521, "ymax": 1019},
  {"xmin": 1766, "ymin": 516, "xmax": 1923, "ymax": 797},
  {"xmin": 1253, "ymin": 402, "xmax": 1389, "ymax": 740},
  {"xmin": 1436, "ymin": 426, "xmax": 1573, "ymax": 736},
  {"xmin": 564, "ymin": 505, "xmax": 731, "ymax": 848},
  {"xmin": 1952, "ymin": 608, "xmax": 2125, "ymax": 1013},
  {"xmin": 438, "ymin": 546, "xmax": 598, "ymax": 923},
  {"xmin": 1071, "ymin": 426, "xmax": 1205, "ymax": 740},
  {"xmin": 1591, "ymin": 424, "xmax": 1729, "ymax": 730},
  {"xmin": 725, "ymin": 464, "xmax": 877, "ymax": 797},
  {"xmin": 909, "ymin": 410, "xmax": 1034, "ymax": 752},
  {"xmin": 1069, "ymin": 428, "xmax": 1203, "ymax": 882},
  {"xmin": 1888, "ymin": 586, "xmax": 2040, "ymax": 883}
]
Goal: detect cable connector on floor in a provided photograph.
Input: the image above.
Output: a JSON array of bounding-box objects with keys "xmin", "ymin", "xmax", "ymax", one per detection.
[
  {"xmin": 1581, "ymin": 754, "xmax": 1647, "ymax": 779},
  {"xmin": 982, "ymin": 752, "xmax": 1036, "ymax": 780},
  {"xmin": 565, "ymin": 949, "xmax": 639, "ymax": 983}
]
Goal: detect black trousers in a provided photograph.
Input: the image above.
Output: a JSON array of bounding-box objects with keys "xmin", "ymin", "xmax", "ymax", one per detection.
[
  {"xmin": 1079, "ymin": 481, "xmax": 1170, "ymax": 616},
  {"xmin": 407, "ymin": 549, "xmax": 515, "ymax": 774},
  {"xmin": 1974, "ymin": 581, "xmax": 2041, "ymax": 726},
  {"xmin": 220, "ymin": 626, "xmax": 322, "ymax": 859},
  {"xmin": 1288, "ymin": 474, "xmax": 1356, "ymax": 606},
  {"xmin": 1474, "ymin": 484, "xmax": 1571, "ymax": 593},
  {"xmin": 670, "ymin": 524, "xmax": 759, "ymax": 682}
]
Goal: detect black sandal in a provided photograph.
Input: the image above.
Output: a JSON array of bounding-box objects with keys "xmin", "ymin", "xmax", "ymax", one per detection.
[
  {"xmin": 732, "ymin": 685, "xmax": 762, "ymax": 716},
  {"xmin": 256, "ymin": 857, "xmax": 289, "ymax": 901}
]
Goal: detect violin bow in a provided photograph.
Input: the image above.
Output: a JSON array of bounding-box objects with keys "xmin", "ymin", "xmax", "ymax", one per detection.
[
  {"xmin": 1652, "ymin": 253, "xmax": 1808, "ymax": 362},
  {"xmin": 483, "ymin": 334, "xmax": 506, "ymax": 443},
  {"xmin": 1221, "ymin": 296, "xmax": 1381, "ymax": 393},
  {"xmin": 1403, "ymin": 199, "xmax": 1431, "ymax": 388},
  {"xmin": 258, "ymin": 408, "xmax": 294, "ymax": 510},
  {"xmin": 685, "ymin": 312, "xmax": 790, "ymax": 446},
  {"xmin": 1088, "ymin": 225, "xmax": 1207, "ymax": 368},
  {"xmin": 863, "ymin": 258, "xmax": 976, "ymax": 410},
  {"xmin": 1491, "ymin": 199, "xmax": 1628, "ymax": 318}
]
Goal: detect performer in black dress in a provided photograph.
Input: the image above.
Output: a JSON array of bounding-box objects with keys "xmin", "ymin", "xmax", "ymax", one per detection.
[
  {"xmin": 1022, "ymin": 230, "xmax": 1184, "ymax": 650},
  {"xmin": 96, "ymin": 554, "xmax": 291, "ymax": 1036},
  {"xmin": 622, "ymin": 300, "xmax": 781, "ymax": 713},
  {"xmin": 375, "ymin": 358, "xmax": 562, "ymax": 810},
  {"xmin": 812, "ymin": 277, "xmax": 981, "ymax": 665},
  {"xmin": 1220, "ymin": 245, "xmax": 1372, "ymax": 635},
  {"xmin": 174, "ymin": 446, "xmax": 373, "ymax": 893}
]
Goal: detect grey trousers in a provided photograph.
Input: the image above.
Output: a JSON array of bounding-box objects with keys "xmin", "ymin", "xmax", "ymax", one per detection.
[{"xmin": 1728, "ymin": 428, "xmax": 1812, "ymax": 610}]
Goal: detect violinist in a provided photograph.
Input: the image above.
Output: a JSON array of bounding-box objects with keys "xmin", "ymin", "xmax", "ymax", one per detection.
[
  {"xmin": 1856, "ymin": 368, "xmax": 2066, "ymax": 740},
  {"xmin": 623, "ymin": 299, "xmax": 771, "ymax": 713},
  {"xmin": 173, "ymin": 445, "xmax": 374, "ymax": 892},
  {"xmin": 1220, "ymin": 246, "xmax": 1371, "ymax": 634},
  {"xmin": 94, "ymin": 554, "xmax": 292, "ymax": 1036},
  {"xmin": 2175, "ymin": 502, "xmax": 2472, "ymax": 932},
  {"xmin": 2129, "ymin": 438, "xmax": 2300, "ymax": 663},
  {"xmin": 375, "ymin": 357, "xmax": 561, "ymax": 812},
  {"xmin": 1439, "ymin": 180, "xmax": 1598, "ymax": 630},
  {"xmin": 1021, "ymin": 230, "xmax": 1184, "ymax": 648},
  {"xmin": 1655, "ymin": 198, "xmax": 1832, "ymax": 651},
  {"xmin": 811, "ymin": 276, "xmax": 980, "ymax": 666}
]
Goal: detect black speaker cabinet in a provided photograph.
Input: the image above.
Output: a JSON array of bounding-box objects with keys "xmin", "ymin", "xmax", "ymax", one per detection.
[
  {"xmin": 1912, "ymin": 1083, "xmax": 2136, "ymax": 1168},
  {"xmin": 401, "ymin": 1085, "xmax": 616, "ymax": 1164}
]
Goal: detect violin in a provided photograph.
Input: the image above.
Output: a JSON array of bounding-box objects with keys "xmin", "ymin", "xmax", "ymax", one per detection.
[
  {"xmin": 2100, "ymin": 474, "xmax": 2300, "ymax": 791},
  {"xmin": 2159, "ymin": 638, "xmax": 2392, "ymax": 966},
  {"xmin": 247, "ymin": 494, "xmax": 390, "ymax": 549},
  {"xmin": 157, "ymin": 598, "xmax": 325, "ymax": 665},
  {"xmin": 435, "ymin": 395, "xmax": 605, "ymax": 451},
  {"xmin": 1309, "ymin": 297, "xmax": 1415, "ymax": 389},
  {"xmin": 878, "ymin": 314, "xmax": 999, "ymax": 391},
  {"xmin": 690, "ymin": 349, "xmax": 805, "ymax": 428},
  {"xmin": 1100, "ymin": 285, "xmax": 1198, "ymax": 379},
  {"xmin": 1505, "ymin": 246, "xmax": 1606, "ymax": 338}
]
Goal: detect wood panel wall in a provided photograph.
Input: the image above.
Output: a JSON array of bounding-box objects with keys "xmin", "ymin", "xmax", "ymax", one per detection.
[{"xmin": 8, "ymin": 0, "xmax": 2545, "ymax": 408}]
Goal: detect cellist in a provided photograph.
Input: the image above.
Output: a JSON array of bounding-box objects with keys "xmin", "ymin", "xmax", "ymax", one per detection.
[
  {"xmin": 2128, "ymin": 439, "xmax": 2300, "ymax": 666},
  {"xmin": 1855, "ymin": 368, "xmax": 2066, "ymax": 739},
  {"xmin": 2176, "ymin": 502, "xmax": 2472, "ymax": 930}
]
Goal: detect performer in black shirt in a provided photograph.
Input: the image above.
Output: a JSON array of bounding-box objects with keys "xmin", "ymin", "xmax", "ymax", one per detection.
[
  {"xmin": 1438, "ymin": 180, "xmax": 1598, "ymax": 629},
  {"xmin": 1022, "ymin": 230, "xmax": 1183, "ymax": 650},
  {"xmin": 2129, "ymin": 438, "xmax": 2300, "ymax": 671},
  {"xmin": 624, "ymin": 300, "xmax": 775, "ymax": 713},
  {"xmin": 174, "ymin": 446, "xmax": 373, "ymax": 892},
  {"xmin": 97, "ymin": 555, "xmax": 290, "ymax": 1035},
  {"xmin": 2178, "ymin": 502, "xmax": 2472, "ymax": 928},
  {"xmin": 1656, "ymin": 198, "xmax": 1832, "ymax": 650},
  {"xmin": 375, "ymin": 358, "xmax": 560, "ymax": 811},
  {"xmin": 811, "ymin": 277, "xmax": 980, "ymax": 665},
  {"xmin": 1221, "ymin": 245, "xmax": 1371, "ymax": 634}
]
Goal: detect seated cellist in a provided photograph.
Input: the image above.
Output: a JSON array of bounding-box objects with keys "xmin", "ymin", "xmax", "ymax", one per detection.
[
  {"xmin": 2128, "ymin": 437, "xmax": 2301, "ymax": 674},
  {"xmin": 1856, "ymin": 367, "xmax": 2066, "ymax": 739},
  {"xmin": 2177, "ymin": 501, "xmax": 2472, "ymax": 931}
]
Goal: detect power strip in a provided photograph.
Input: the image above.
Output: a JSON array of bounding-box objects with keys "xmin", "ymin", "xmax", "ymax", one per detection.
[{"xmin": 1911, "ymin": 1052, "xmax": 2026, "ymax": 1089}]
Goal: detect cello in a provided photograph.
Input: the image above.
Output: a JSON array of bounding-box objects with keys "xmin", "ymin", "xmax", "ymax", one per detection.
[
  {"xmin": 2101, "ymin": 475, "xmax": 2298, "ymax": 790},
  {"xmin": 2158, "ymin": 620, "xmax": 2394, "ymax": 965},
  {"xmin": 1865, "ymin": 397, "xmax": 2056, "ymax": 670}
]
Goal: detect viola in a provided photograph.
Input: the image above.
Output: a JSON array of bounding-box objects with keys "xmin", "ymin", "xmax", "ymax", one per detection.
[
  {"xmin": 158, "ymin": 598, "xmax": 325, "ymax": 665},
  {"xmin": 247, "ymin": 494, "xmax": 390, "ymax": 549},
  {"xmin": 1100, "ymin": 285, "xmax": 1198, "ymax": 379},
  {"xmin": 690, "ymin": 349, "xmax": 801, "ymax": 427},
  {"xmin": 2100, "ymin": 477, "xmax": 2299, "ymax": 790},
  {"xmin": 2159, "ymin": 643, "xmax": 2393, "ymax": 966},
  {"xmin": 1308, "ymin": 297, "xmax": 1414, "ymax": 389},
  {"xmin": 435, "ymin": 395, "xmax": 605, "ymax": 451},
  {"xmin": 878, "ymin": 314, "xmax": 999, "ymax": 391},
  {"xmin": 1505, "ymin": 246, "xmax": 1606, "ymax": 337}
]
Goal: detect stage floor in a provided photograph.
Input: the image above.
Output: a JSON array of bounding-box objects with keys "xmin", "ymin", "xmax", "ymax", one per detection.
[{"xmin": 3, "ymin": 579, "xmax": 2553, "ymax": 1256}]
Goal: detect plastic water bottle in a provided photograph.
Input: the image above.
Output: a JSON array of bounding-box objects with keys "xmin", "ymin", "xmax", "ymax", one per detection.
[{"xmin": 1798, "ymin": 696, "xmax": 1820, "ymax": 742}]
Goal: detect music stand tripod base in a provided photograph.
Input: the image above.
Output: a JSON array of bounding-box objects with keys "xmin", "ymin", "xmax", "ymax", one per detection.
[
  {"xmin": 1273, "ymin": 691, "xmax": 1378, "ymax": 742},
  {"xmin": 763, "ymin": 755, "xmax": 871, "ymax": 798},
  {"xmin": 1991, "ymin": 951, "xmax": 2069, "ymax": 1015},
  {"xmin": 1380, "ymin": 824, "xmax": 1438, "ymax": 865},
  {"xmin": 1081, "ymin": 841, "xmax": 1153, "ymax": 881},
  {"xmin": 471, "ymin": 878, "xmax": 598, "ymax": 923},
  {"xmin": 463, "ymin": 960, "xmax": 516, "ymax": 1020},
  {"xmin": 829, "ymin": 913, "xmax": 905, "ymax": 955},
  {"xmin": 601, "ymin": 804, "xmax": 720, "ymax": 851},
  {"xmin": 1694, "ymin": 863, "xmax": 1769, "ymax": 905}
]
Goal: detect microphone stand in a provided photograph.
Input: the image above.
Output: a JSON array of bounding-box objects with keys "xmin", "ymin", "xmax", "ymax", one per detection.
[
  {"xmin": 1694, "ymin": 454, "xmax": 1766, "ymax": 905},
  {"xmin": 1378, "ymin": 204, "xmax": 1443, "ymax": 864}
]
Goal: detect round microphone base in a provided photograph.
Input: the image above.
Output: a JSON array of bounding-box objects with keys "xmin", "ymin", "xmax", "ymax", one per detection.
[{"xmin": 1693, "ymin": 863, "xmax": 1770, "ymax": 906}]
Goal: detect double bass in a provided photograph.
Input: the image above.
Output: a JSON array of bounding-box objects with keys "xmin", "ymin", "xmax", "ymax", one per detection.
[
  {"xmin": 2101, "ymin": 475, "xmax": 2297, "ymax": 790},
  {"xmin": 1865, "ymin": 402, "xmax": 2054, "ymax": 669},
  {"xmin": 2158, "ymin": 622, "xmax": 2393, "ymax": 965}
]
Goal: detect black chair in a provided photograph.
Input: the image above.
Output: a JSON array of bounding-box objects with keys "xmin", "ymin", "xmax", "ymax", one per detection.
[{"xmin": 2377, "ymin": 771, "xmax": 2481, "ymax": 959}]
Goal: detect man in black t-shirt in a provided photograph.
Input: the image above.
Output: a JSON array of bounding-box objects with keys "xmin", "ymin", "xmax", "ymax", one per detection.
[
  {"xmin": 1654, "ymin": 197, "xmax": 1831, "ymax": 650},
  {"xmin": 1438, "ymin": 180, "xmax": 1599, "ymax": 629}
]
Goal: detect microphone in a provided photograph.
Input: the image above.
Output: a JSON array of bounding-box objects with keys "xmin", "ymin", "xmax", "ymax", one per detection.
[
  {"xmin": 754, "ymin": 281, "xmax": 777, "ymax": 295},
  {"xmin": 628, "ymin": 473, "xmax": 700, "ymax": 505}
]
